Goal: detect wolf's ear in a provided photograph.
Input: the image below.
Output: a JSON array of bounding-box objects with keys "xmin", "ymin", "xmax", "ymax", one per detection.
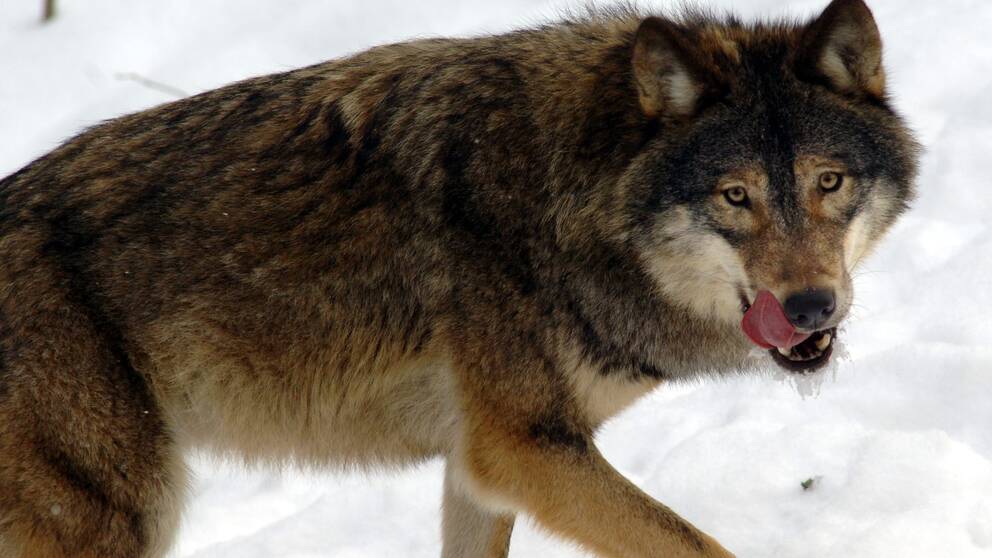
[
  {"xmin": 797, "ymin": 0, "xmax": 885, "ymax": 98},
  {"xmin": 632, "ymin": 17, "xmax": 718, "ymax": 119}
]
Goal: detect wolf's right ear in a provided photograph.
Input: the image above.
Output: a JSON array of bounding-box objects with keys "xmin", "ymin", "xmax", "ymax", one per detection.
[
  {"xmin": 797, "ymin": 0, "xmax": 886, "ymax": 98},
  {"xmin": 632, "ymin": 17, "xmax": 716, "ymax": 119}
]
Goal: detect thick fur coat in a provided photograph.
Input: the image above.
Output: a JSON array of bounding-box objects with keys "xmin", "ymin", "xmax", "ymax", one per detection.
[{"xmin": 0, "ymin": 1, "xmax": 917, "ymax": 556}]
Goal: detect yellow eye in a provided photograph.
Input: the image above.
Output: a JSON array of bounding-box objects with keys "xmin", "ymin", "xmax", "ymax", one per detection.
[
  {"xmin": 723, "ymin": 185, "xmax": 749, "ymax": 207},
  {"xmin": 819, "ymin": 171, "xmax": 842, "ymax": 192}
]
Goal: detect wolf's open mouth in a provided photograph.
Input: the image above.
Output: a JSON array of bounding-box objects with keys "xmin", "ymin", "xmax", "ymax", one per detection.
[
  {"xmin": 768, "ymin": 328, "xmax": 836, "ymax": 373},
  {"xmin": 740, "ymin": 290, "xmax": 838, "ymax": 374}
]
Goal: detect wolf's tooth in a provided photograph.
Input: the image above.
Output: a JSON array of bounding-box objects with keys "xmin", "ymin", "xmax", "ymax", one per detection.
[
  {"xmin": 778, "ymin": 347, "xmax": 791, "ymax": 357},
  {"xmin": 815, "ymin": 333, "xmax": 832, "ymax": 351}
]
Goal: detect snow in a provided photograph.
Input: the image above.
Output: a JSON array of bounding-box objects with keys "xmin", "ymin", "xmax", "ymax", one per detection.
[{"xmin": 2, "ymin": 1, "xmax": 991, "ymax": 556}]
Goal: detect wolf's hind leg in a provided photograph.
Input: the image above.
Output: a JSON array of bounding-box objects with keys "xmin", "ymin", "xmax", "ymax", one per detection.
[
  {"xmin": 0, "ymin": 288, "xmax": 186, "ymax": 558},
  {"xmin": 442, "ymin": 460, "xmax": 515, "ymax": 558}
]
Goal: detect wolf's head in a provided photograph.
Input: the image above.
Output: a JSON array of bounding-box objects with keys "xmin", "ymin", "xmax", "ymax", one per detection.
[{"xmin": 621, "ymin": 0, "xmax": 919, "ymax": 371}]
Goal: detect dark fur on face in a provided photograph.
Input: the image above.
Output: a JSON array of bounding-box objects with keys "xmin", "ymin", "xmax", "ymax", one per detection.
[
  {"xmin": 621, "ymin": 2, "xmax": 918, "ymax": 338},
  {"xmin": 0, "ymin": 1, "xmax": 917, "ymax": 556}
]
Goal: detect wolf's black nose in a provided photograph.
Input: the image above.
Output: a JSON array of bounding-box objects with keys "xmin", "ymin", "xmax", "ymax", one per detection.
[{"xmin": 784, "ymin": 289, "xmax": 835, "ymax": 330}]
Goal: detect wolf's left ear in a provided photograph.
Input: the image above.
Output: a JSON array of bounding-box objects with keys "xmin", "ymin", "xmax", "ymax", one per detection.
[
  {"xmin": 632, "ymin": 17, "xmax": 722, "ymax": 119},
  {"xmin": 797, "ymin": 0, "xmax": 885, "ymax": 98}
]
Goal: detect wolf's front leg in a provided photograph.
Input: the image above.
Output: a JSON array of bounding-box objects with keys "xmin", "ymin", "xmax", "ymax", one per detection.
[
  {"xmin": 442, "ymin": 461, "xmax": 515, "ymax": 558},
  {"xmin": 449, "ymin": 349, "xmax": 734, "ymax": 558}
]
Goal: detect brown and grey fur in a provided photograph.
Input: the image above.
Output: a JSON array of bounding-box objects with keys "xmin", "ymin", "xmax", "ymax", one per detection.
[{"xmin": 0, "ymin": 0, "xmax": 918, "ymax": 556}]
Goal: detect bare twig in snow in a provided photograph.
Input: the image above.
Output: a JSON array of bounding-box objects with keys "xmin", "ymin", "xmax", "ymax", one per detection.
[
  {"xmin": 42, "ymin": 0, "xmax": 56, "ymax": 22},
  {"xmin": 115, "ymin": 73, "xmax": 188, "ymax": 99}
]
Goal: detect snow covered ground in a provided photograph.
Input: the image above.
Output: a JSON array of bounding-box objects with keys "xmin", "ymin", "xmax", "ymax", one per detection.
[{"xmin": 2, "ymin": 0, "xmax": 990, "ymax": 556}]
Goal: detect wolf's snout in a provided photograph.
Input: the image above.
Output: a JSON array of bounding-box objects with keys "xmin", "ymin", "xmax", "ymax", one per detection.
[{"xmin": 784, "ymin": 289, "xmax": 836, "ymax": 330}]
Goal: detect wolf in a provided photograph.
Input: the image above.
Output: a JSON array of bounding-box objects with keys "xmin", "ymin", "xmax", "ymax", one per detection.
[{"xmin": 0, "ymin": 0, "xmax": 918, "ymax": 556}]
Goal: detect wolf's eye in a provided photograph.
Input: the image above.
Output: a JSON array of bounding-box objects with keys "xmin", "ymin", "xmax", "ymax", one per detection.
[
  {"xmin": 818, "ymin": 171, "xmax": 842, "ymax": 192},
  {"xmin": 723, "ymin": 186, "xmax": 749, "ymax": 207}
]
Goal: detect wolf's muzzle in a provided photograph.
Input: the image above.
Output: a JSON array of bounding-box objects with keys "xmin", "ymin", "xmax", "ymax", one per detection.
[{"xmin": 783, "ymin": 289, "xmax": 836, "ymax": 330}]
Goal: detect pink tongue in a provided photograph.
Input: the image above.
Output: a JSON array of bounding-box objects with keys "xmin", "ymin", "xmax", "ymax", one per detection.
[{"xmin": 741, "ymin": 290, "xmax": 811, "ymax": 350}]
